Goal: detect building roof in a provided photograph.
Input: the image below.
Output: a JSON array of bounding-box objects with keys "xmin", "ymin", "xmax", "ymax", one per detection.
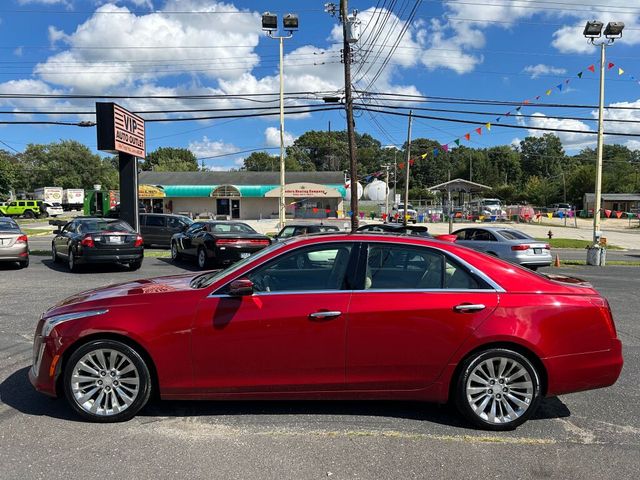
[
  {"xmin": 584, "ymin": 193, "xmax": 640, "ymax": 201},
  {"xmin": 428, "ymin": 178, "xmax": 491, "ymax": 193},
  {"xmin": 139, "ymin": 171, "xmax": 345, "ymax": 186}
]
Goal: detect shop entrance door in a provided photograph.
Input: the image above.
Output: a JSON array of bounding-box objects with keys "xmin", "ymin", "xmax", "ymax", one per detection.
[
  {"xmin": 216, "ymin": 198, "xmax": 230, "ymax": 216},
  {"xmin": 231, "ymin": 199, "xmax": 240, "ymax": 219}
]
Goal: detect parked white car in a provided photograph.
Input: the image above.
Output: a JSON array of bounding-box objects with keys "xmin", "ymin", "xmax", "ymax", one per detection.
[
  {"xmin": 391, "ymin": 203, "xmax": 418, "ymax": 223},
  {"xmin": 43, "ymin": 202, "xmax": 64, "ymax": 217}
]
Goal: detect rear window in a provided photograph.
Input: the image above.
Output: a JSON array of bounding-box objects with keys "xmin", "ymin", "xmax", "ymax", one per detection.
[
  {"xmin": 79, "ymin": 220, "xmax": 134, "ymax": 234},
  {"xmin": 0, "ymin": 219, "xmax": 19, "ymax": 231},
  {"xmin": 498, "ymin": 230, "xmax": 532, "ymax": 240},
  {"xmin": 210, "ymin": 223, "xmax": 256, "ymax": 234}
]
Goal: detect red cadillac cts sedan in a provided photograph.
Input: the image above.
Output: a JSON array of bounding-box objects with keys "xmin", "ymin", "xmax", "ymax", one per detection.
[{"xmin": 29, "ymin": 234, "xmax": 623, "ymax": 430}]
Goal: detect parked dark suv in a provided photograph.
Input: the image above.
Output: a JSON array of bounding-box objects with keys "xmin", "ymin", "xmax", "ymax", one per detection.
[{"xmin": 140, "ymin": 213, "xmax": 192, "ymax": 248}]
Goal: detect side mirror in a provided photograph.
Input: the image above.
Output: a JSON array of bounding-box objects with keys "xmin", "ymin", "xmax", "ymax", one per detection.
[{"xmin": 229, "ymin": 278, "xmax": 254, "ymax": 296}]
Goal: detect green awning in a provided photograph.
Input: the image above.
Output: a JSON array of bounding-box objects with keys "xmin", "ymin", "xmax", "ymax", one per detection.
[{"xmin": 158, "ymin": 184, "xmax": 347, "ymax": 198}]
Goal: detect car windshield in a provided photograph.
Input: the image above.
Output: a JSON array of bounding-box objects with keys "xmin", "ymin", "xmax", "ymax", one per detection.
[
  {"xmin": 0, "ymin": 219, "xmax": 19, "ymax": 231},
  {"xmin": 498, "ymin": 229, "xmax": 533, "ymax": 240},
  {"xmin": 210, "ymin": 222, "xmax": 256, "ymax": 234},
  {"xmin": 79, "ymin": 220, "xmax": 134, "ymax": 234},
  {"xmin": 190, "ymin": 241, "xmax": 287, "ymax": 289},
  {"xmin": 483, "ymin": 200, "xmax": 501, "ymax": 206}
]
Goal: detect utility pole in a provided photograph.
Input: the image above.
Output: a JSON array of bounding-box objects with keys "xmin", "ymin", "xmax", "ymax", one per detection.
[
  {"xmin": 403, "ymin": 110, "xmax": 413, "ymax": 227},
  {"xmin": 382, "ymin": 163, "xmax": 391, "ymax": 222},
  {"xmin": 340, "ymin": 0, "xmax": 359, "ymax": 232}
]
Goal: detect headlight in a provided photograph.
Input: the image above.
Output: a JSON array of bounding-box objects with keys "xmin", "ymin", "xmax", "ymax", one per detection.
[{"xmin": 42, "ymin": 309, "xmax": 108, "ymax": 337}]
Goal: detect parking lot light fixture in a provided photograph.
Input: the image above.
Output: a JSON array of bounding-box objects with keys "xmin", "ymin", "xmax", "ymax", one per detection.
[
  {"xmin": 262, "ymin": 11, "xmax": 298, "ymax": 230},
  {"xmin": 583, "ymin": 20, "xmax": 624, "ymax": 262}
]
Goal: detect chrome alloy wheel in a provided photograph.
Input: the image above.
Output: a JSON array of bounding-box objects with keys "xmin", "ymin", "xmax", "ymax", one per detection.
[
  {"xmin": 465, "ymin": 357, "xmax": 534, "ymax": 425},
  {"xmin": 70, "ymin": 348, "xmax": 140, "ymax": 417}
]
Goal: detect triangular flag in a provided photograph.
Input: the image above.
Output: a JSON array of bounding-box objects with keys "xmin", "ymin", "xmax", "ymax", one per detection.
[
  {"xmin": 608, "ymin": 62, "xmax": 615, "ymax": 70},
  {"xmin": 516, "ymin": 106, "xmax": 522, "ymax": 112},
  {"xmin": 556, "ymin": 83, "xmax": 563, "ymax": 91},
  {"xmin": 420, "ymin": 153, "xmax": 428, "ymax": 159},
  {"xmin": 496, "ymin": 117, "xmax": 501, "ymax": 122},
  {"xmin": 523, "ymin": 100, "xmax": 530, "ymax": 104},
  {"xmin": 441, "ymin": 144, "xmax": 449, "ymax": 152},
  {"xmin": 475, "ymin": 127, "xmax": 482, "ymax": 135},
  {"xmin": 506, "ymin": 112, "xmax": 511, "ymax": 116},
  {"xmin": 577, "ymin": 71, "xmax": 583, "ymax": 78},
  {"xmin": 588, "ymin": 64, "xmax": 595, "ymax": 73},
  {"xmin": 615, "ymin": 211, "xmax": 623, "ymax": 219},
  {"xmin": 398, "ymin": 162, "xmax": 405, "ymax": 170},
  {"xmin": 546, "ymin": 89, "xmax": 552, "ymax": 95},
  {"xmin": 454, "ymin": 139, "xmax": 460, "ymax": 146},
  {"xmin": 535, "ymin": 95, "xmax": 541, "ymax": 100},
  {"xmin": 565, "ymin": 79, "xmax": 570, "ymax": 84},
  {"xmin": 485, "ymin": 123, "xmax": 491, "ymax": 131},
  {"xmin": 464, "ymin": 133, "xmax": 471, "ymax": 141},
  {"xmin": 618, "ymin": 67, "xmax": 624, "ymax": 76},
  {"xmin": 409, "ymin": 159, "xmax": 415, "ymax": 166},
  {"xmin": 433, "ymin": 148, "xmax": 439, "ymax": 156},
  {"xmin": 604, "ymin": 209, "xmax": 612, "ymax": 218}
]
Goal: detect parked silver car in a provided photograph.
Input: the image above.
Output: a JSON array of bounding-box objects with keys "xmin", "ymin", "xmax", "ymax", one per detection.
[
  {"xmin": 452, "ymin": 226, "xmax": 552, "ymax": 270},
  {"xmin": 0, "ymin": 216, "xmax": 29, "ymax": 268}
]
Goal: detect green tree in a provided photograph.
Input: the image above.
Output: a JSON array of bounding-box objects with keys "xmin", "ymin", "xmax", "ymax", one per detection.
[
  {"xmin": 142, "ymin": 147, "xmax": 199, "ymax": 172},
  {"xmin": 242, "ymin": 151, "xmax": 308, "ymax": 171},
  {"xmin": 519, "ymin": 134, "xmax": 565, "ymax": 179},
  {"xmin": 523, "ymin": 175, "xmax": 559, "ymax": 206},
  {"xmin": 0, "ymin": 150, "xmax": 16, "ymax": 197}
]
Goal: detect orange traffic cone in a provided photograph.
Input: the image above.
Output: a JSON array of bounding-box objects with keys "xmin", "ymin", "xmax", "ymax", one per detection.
[{"xmin": 554, "ymin": 254, "xmax": 561, "ymax": 267}]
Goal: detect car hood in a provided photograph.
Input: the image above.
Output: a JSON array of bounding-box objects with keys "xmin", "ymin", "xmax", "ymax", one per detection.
[{"xmin": 52, "ymin": 272, "xmax": 199, "ymax": 309}]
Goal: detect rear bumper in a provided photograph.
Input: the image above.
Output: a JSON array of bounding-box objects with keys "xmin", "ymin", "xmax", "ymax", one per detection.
[
  {"xmin": 77, "ymin": 248, "xmax": 143, "ymax": 264},
  {"xmin": 0, "ymin": 245, "xmax": 29, "ymax": 261},
  {"xmin": 213, "ymin": 246, "xmax": 266, "ymax": 265},
  {"xmin": 544, "ymin": 339, "xmax": 623, "ymax": 396}
]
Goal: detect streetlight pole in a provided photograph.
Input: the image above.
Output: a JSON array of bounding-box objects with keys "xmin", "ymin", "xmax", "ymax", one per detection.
[
  {"xmin": 583, "ymin": 20, "xmax": 624, "ymax": 247},
  {"xmin": 262, "ymin": 12, "xmax": 298, "ymax": 229}
]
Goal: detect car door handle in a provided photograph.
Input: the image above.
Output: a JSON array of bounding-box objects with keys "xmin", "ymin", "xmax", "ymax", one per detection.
[
  {"xmin": 308, "ymin": 311, "xmax": 342, "ymax": 320},
  {"xmin": 454, "ymin": 303, "xmax": 486, "ymax": 313}
]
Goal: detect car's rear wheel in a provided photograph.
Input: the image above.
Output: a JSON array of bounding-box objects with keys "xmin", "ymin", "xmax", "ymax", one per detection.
[
  {"xmin": 171, "ymin": 241, "xmax": 181, "ymax": 261},
  {"xmin": 197, "ymin": 247, "xmax": 208, "ymax": 269},
  {"xmin": 129, "ymin": 260, "xmax": 142, "ymax": 271},
  {"xmin": 68, "ymin": 248, "xmax": 79, "ymax": 272},
  {"xmin": 455, "ymin": 348, "xmax": 541, "ymax": 431},
  {"xmin": 18, "ymin": 257, "xmax": 29, "ymax": 268},
  {"xmin": 63, "ymin": 339, "xmax": 151, "ymax": 422},
  {"xmin": 23, "ymin": 210, "xmax": 34, "ymax": 219}
]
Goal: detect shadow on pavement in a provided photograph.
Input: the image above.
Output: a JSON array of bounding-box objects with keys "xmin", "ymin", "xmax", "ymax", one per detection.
[
  {"xmin": 0, "ymin": 262, "xmax": 23, "ymax": 271},
  {"xmin": 1, "ymin": 366, "xmax": 570, "ymax": 427},
  {"xmin": 157, "ymin": 257, "xmax": 205, "ymax": 272},
  {"xmin": 39, "ymin": 258, "xmax": 132, "ymax": 274}
]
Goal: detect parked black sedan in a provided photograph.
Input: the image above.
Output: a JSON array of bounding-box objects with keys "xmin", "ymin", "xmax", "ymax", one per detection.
[
  {"xmin": 51, "ymin": 217, "xmax": 144, "ymax": 272},
  {"xmin": 274, "ymin": 223, "xmax": 340, "ymax": 240},
  {"xmin": 170, "ymin": 221, "xmax": 271, "ymax": 269},
  {"xmin": 356, "ymin": 223, "xmax": 432, "ymax": 237}
]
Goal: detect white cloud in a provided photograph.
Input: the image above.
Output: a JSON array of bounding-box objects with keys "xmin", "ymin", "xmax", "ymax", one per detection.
[
  {"xmin": 187, "ymin": 136, "xmax": 238, "ymax": 159},
  {"xmin": 264, "ymin": 127, "xmax": 295, "ymax": 148},
  {"xmin": 527, "ymin": 113, "xmax": 595, "ymax": 150},
  {"xmin": 523, "ymin": 64, "xmax": 568, "ymax": 79}
]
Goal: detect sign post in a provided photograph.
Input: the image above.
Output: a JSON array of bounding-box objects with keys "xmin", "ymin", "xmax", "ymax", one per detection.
[{"xmin": 96, "ymin": 103, "xmax": 145, "ymax": 232}]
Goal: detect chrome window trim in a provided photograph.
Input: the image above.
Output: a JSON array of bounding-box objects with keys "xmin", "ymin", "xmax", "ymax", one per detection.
[{"xmin": 207, "ymin": 238, "xmax": 506, "ymax": 298}]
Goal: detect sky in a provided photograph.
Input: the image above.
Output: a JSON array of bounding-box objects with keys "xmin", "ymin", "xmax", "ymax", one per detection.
[{"xmin": 1, "ymin": 0, "xmax": 640, "ymax": 171}]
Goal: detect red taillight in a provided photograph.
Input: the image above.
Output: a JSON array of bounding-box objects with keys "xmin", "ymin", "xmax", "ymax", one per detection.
[
  {"xmin": 544, "ymin": 244, "xmax": 551, "ymax": 250},
  {"xmin": 16, "ymin": 234, "xmax": 28, "ymax": 244},
  {"xmin": 590, "ymin": 297, "xmax": 617, "ymax": 338},
  {"xmin": 134, "ymin": 234, "xmax": 144, "ymax": 247},
  {"xmin": 80, "ymin": 235, "xmax": 95, "ymax": 248},
  {"xmin": 511, "ymin": 244, "xmax": 530, "ymax": 251},
  {"xmin": 217, "ymin": 239, "xmax": 270, "ymax": 246}
]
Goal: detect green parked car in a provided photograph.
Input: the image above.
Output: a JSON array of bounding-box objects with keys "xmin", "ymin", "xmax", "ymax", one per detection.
[{"xmin": 0, "ymin": 200, "xmax": 44, "ymax": 218}]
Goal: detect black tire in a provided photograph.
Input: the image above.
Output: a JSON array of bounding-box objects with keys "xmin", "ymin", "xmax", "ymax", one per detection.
[
  {"xmin": 68, "ymin": 248, "xmax": 79, "ymax": 272},
  {"xmin": 197, "ymin": 247, "xmax": 208, "ymax": 269},
  {"xmin": 454, "ymin": 348, "xmax": 542, "ymax": 431},
  {"xmin": 63, "ymin": 339, "xmax": 152, "ymax": 423},
  {"xmin": 23, "ymin": 210, "xmax": 34, "ymax": 219},
  {"xmin": 18, "ymin": 257, "xmax": 29, "ymax": 268},
  {"xmin": 170, "ymin": 241, "xmax": 182, "ymax": 261},
  {"xmin": 527, "ymin": 266, "xmax": 539, "ymax": 271},
  {"xmin": 129, "ymin": 260, "xmax": 142, "ymax": 271},
  {"xmin": 52, "ymin": 243, "xmax": 60, "ymax": 263},
  {"xmin": 486, "ymin": 251, "xmax": 498, "ymax": 257}
]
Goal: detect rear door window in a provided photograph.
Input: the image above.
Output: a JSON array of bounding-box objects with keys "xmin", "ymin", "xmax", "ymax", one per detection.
[{"xmin": 145, "ymin": 216, "xmax": 165, "ymax": 227}]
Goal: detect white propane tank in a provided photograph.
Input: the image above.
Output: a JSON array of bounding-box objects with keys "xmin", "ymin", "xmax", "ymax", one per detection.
[
  {"xmin": 364, "ymin": 179, "xmax": 388, "ymax": 201},
  {"xmin": 344, "ymin": 181, "xmax": 363, "ymax": 201}
]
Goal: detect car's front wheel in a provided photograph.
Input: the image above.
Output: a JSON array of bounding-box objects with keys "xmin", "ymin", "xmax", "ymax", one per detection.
[
  {"xmin": 63, "ymin": 339, "xmax": 152, "ymax": 422},
  {"xmin": 455, "ymin": 348, "xmax": 541, "ymax": 430},
  {"xmin": 171, "ymin": 241, "xmax": 181, "ymax": 261}
]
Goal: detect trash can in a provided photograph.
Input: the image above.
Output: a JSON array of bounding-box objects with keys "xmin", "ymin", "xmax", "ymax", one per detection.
[{"xmin": 586, "ymin": 246, "xmax": 606, "ymax": 266}]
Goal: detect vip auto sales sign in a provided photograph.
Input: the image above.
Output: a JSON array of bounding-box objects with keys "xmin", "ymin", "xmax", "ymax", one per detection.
[{"xmin": 96, "ymin": 102, "xmax": 146, "ymax": 158}]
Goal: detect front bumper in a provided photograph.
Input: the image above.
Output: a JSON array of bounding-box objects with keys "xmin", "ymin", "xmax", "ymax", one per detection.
[
  {"xmin": 29, "ymin": 334, "xmax": 60, "ymax": 397},
  {"xmin": 544, "ymin": 339, "xmax": 623, "ymax": 396}
]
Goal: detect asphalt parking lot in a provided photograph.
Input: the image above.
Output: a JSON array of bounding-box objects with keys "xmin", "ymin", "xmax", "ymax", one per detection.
[{"xmin": 1, "ymin": 258, "xmax": 639, "ymax": 479}]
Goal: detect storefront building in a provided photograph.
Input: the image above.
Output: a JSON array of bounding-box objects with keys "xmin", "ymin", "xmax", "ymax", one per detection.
[{"xmin": 138, "ymin": 171, "xmax": 347, "ymax": 220}]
